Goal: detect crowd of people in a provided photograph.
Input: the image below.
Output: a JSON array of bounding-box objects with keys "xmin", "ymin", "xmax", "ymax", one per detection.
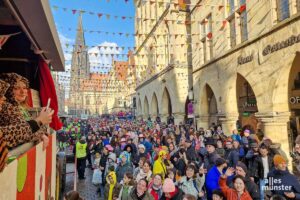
[
  {"xmin": 61, "ymin": 116, "xmax": 300, "ymax": 200},
  {"xmin": 0, "ymin": 73, "xmax": 53, "ymax": 172},
  {"xmin": 1, "ymin": 72, "xmax": 300, "ymax": 200}
]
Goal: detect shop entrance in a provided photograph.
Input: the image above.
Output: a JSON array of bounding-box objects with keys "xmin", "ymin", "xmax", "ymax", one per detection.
[
  {"xmin": 289, "ymin": 52, "xmax": 300, "ymax": 148},
  {"xmin": 236, "ymin": 73, "xmax": 258, "ymax": 134}
]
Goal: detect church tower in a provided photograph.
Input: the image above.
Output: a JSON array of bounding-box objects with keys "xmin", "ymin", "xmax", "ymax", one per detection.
[{"xmin": 69, "ymin": 14, "xmax": 90, "ymax": 116}]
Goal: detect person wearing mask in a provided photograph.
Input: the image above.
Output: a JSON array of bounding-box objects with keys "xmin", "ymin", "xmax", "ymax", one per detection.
[
  {"xmin": 116, "ymin": 151, "xmax": 133, "ymax": 182},
  {"xmin": 205, "ymin": 158, "xmax": 227, "ymax": 200},
  {"xmin": 219, "ymin": 168, "xmax": 252, "ymax": 200},
  {"xmin": 129, "ymin": 179, "xmax": 154, "ymax": 200},
  {"xmin": 73, "ymin": 136, "xmax": 88, "ymax": 180},
  {"xmin": 268, "ymin": 155, "xmax": 300, "ymax": 199}
]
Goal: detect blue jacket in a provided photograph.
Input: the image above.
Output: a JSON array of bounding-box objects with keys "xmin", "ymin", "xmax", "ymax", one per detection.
[
  {"xmin": 231, "ymin": 134, "xmax": 242, "ymax": 143},
  {"xmin": 268, "ymin": 169, "xmax": 300, "ymax": 199},
  {"xmin": 205, "ymin": 165, "xmax": 222, "ymax": 199}
]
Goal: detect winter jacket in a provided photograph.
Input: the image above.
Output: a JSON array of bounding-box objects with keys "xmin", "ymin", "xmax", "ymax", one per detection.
[
  {"xmin": 179, "ymin": 175, "xmax": 205, "ymax": 198},
  {"xmin": 205, "ymin": 166, "xmax": 222, "ymax": 199},
  {"xmin": 203, "ymin": 151, "xmax": 221, "ymax": 171},
  {"xmin": 104, "ymin": 172, "xmax": 122, "ymax": 200},
  {"xmin": 224, "ymin": 149, "xmax": 239, "ymax": 167},
  {"xmin": 231, "ymin": 134, "xmax": 242, "ymax": 143},
  {"xmin": 129, "ymin": 188, "xmax": 154, "ymax": 200},
  {"xmin": 186, "ymin": 146, "xmax": 199, "ymax": 162},
  {"xmin": 245, "ymin": 150, "xmax": 259, "ymax": 171},
  {"xmin": 153, "ymin": 158, "xmax": 167, "ymax": 179},
  {"xmin": 250, "ymin": 155, "xmax": 274, "ymax": 180},
  {"xmin": 219, "ymin": 176, "xmax": 252, "ymax": 200},
  {"xmin": 267, "ymin": 169, "xmax": 300, "ymax": 199},
  {"xmin": 116, "ymin": 162, "xmax": 134, "ymax": 182},
  {"xmin": 117, "ymin": 185, "xmax": 134, "ymax": 200},
  {"xmin": 228, "ymin": 176, "xmax": 259, "ymax": 200}
]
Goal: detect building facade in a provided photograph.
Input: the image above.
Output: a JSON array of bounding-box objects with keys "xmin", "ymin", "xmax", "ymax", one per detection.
[
  {"xmin": 190, "ymin": 0, "xmax": 300, "ymax": 155},
  {"xmin": 135, "ymin": 0, "xmax": 300, "ymax": 155},
  {"xmin": 134, "ymin": 0, "xmax": 192, "ymax": 124}
]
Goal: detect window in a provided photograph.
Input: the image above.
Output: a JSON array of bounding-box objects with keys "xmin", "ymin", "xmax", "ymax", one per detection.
[
  {"xmin": 228, "ymin": 0, "xmax": 235, "ymax": 15},
  {"xmin": 229, "ymin": 17, "xmax": 236, "ymax": 48},
  {"xmin": 201, "ymin": 38, "xmax": 207, "ymax": 63},
  {"xmin": 276, "ymin": 0, "xmax": 290, "ymax": 21},
  {"xmin": 240, "ymin": 7, "xmax": 248, "ymax": 42},
  {"xmin": 207, "ymin": 14, "xmax": 213, "ymax": 58}
]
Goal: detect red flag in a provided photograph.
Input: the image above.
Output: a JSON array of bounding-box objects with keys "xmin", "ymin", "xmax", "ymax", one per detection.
[
  {"xmin": 239, "ymin": 4, "xmax": 246, "ymax": 13},
  {"xmin": 207, "ymin": 32, "xmax": 212, "ymax": 39},
  {"xmin": 97, "ymin": 13, "xmax": 103, "ymax": 18}
]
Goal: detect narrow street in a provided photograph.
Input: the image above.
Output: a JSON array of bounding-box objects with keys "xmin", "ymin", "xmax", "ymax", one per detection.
[{"xmin": 65, "ymin": 164, "xmax": 101, "ymax": 200}]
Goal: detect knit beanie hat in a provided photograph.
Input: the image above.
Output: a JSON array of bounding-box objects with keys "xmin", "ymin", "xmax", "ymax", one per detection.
[
  {"xmin": 273, "ymin": 154, "xmax": 286, "ymax": 166},
  {"xmin": 236, "ymin": 161, "xmax": 248, "ymax": 173},
  {"xmin": 162, "ymin": 178, "xmax": 175, "ymax": 193}
]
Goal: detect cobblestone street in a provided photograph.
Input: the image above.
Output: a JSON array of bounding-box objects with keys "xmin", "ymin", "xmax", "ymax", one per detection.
[{"xmin": 65, "ymin": 163, "xmax": 102, "ymax": 200}]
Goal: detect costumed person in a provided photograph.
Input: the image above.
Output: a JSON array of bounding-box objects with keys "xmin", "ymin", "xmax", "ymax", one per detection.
[
  {"xmin": 104, "ymin": 171, "xmax": 121, "ymax": 200},
  {"xmin": 0, "ymin": 80, "xmax": 9, "ymax": 172},
  {"xmin": 116, "ymin": 151, "xmax": 133, "ymax": 182},
  {"xmin": 0, "ymin": 73, "xmax": 54, "ymax": 150},
  {"xmin": 153, "ymin": 150, "xmax": 167, "ymax": 179}
]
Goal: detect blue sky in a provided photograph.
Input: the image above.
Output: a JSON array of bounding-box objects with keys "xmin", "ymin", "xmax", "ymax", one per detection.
[
  {"xmin": 50, "ymin": 0, "xmax": 135, "ymax": 65},
  {"xmin": 49, "ymin": 0, "xmax": 136, "ymax": 92}
]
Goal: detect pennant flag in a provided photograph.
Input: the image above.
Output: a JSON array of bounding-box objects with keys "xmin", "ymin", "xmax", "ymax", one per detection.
[
  {"xmin": 97, "ymin": 13, "xmax": 103, "ymax": 18},
  {"xmin": 52, "ymin": 6, "xmax": 59, "ymax": 11},
  {"xmin": 106, "ymin": 14, "xmax": 110, "ymax": 19},
  {"xmin": 207, "ymin": 32, "xmax": 212, "ymax": 39},
  {"xmin": 72, "ymin": 9, "xmax": 77, "ymax": 14},
  {"xmin": 89, "ymin": 12, "xmax": 95, "ymax": 15},
  {"xmin": 0, "ymin": 35, "xmax": 10, "ymax": 49},
  {"xmin": 239, "ymin": 4, "xmax": 246, "ymax": 13},
  {"xmin": 125, "ymin": 0, "xmax": 129, "ymax": 3},
  {"xmin": 122, "ymin": 16, "xmax": 126, "ymax": 20}
]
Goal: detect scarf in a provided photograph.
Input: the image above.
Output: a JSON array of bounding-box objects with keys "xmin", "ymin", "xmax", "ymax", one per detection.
[{"xmin": 132, "ymin": 188, "xmax": 146, "ymax": 200}]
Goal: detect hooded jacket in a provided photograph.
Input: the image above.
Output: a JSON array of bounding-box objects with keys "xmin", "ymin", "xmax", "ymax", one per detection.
[
  {"xmin": 104, "ymin": 171, "xmax": 121, "ymax": 200},
  {"xmin": 153, "ymin": 150, "xmax": 167, "ymax": 179},
  {"xmin": 116, "ymin": 152, "xmax": 133, "ymax": 182},
  {"xmin": 267, "ymin": 169, "xmax": 300, "ymax": 199}
]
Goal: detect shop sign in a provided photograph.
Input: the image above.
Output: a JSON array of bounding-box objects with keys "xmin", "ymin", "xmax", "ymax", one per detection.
[
  {"xmin": 242, "ymin": 112, "xmax": 250, "ymax": 117},
  {"xmin": 290, "ymin": 96, "xmax": 300, "ymax": 104},
  {"xmin": 238, "ymin": 54, "xmax": 253, "ymax": 65},
  {"xmin": 262, "ymin": 34, "xmax": 300, "ymax": 56}
]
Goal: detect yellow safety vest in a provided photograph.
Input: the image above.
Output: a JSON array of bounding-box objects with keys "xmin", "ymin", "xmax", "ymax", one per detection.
[{"xmin": 76, "ymin": 142, "xmax": 87, "ymax": 158}]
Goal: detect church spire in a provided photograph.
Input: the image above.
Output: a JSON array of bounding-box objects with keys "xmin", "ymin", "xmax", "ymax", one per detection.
[{"xmin": 75, "ymin": 13, "xmax": 85, "ymax": 48}]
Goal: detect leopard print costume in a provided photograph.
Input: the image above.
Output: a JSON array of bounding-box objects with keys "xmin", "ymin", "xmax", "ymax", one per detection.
[
  {"xmin": 0, "ymin": 80, "xmax": 10, "ymax": 172},
  {"xmin": 0, "ymin": 73, "xmax": 43, "ymax": 149},
  {"xmin": 0, "ymin": 102, "xmax": 42, "ymax": 148}
]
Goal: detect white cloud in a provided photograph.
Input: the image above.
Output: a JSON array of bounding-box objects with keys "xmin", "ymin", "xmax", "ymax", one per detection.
[
  {"xmin": 58, "ymin": 32, "xmax": 74, "ymax": 62},
  {"xmin": 88, "ymin": 41, "xmax": 121, "ymax": 73}
]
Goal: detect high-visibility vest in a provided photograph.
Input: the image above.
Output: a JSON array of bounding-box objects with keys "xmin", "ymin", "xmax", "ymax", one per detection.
[{"xmin": 76, "ymin": 142, "xmax": 87, "ymax": 158}]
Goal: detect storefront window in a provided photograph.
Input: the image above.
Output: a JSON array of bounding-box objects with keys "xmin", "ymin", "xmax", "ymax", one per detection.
[{"xmin": 276, "ymin": 0, "xmax": 290, "ymax": 21}]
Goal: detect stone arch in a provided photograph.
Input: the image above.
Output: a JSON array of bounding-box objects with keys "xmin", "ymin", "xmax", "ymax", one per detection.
[
  {"xmin": 236, "ymin": 73, "xmax": 258, "ymax": 133},
  {"xmin": 151, "ymin": 92, "xmax": 159, "ymax": 116},
  {"xmin": 161, "ymin": 87, "xmax": 172, "ymax": 116},
  {"xmin": 143, "ymin": 96, "xmax": 150, "ymax": 117},
  {"xmin": 199, "ymin": 83, "xmax": 218, "ymax": 126}
]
